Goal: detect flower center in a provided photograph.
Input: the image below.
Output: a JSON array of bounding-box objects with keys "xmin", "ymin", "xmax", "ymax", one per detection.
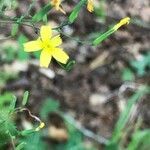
[{"xmin": 42, "ymin": 41, "xmax": 54, "ymax": 51}]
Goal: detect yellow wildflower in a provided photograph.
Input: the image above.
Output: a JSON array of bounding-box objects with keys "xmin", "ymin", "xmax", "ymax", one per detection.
[
  {"xmin": 23, "ymin": 25, "xmax": 69, "ymax": 68},
  {"xmin": 51, "ymin": 0, "xmax": 66, "ymax": 14},
  {"xmin": 87, "ymin": 0, "xmax": 94, "ymax": 12},
  {"xmin": 113, "ymin": 17, "xmax": 130, "ymax": 31}
]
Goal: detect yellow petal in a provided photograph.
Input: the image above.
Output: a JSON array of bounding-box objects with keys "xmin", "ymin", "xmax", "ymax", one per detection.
[
  {"xmin": 40, "ymin": 25, "xmax": 52, "ymax": 42},
  {"xmin": 51, "ymin": 0, "xmax": 66, "ymax": 14},
  {"xmin": 51, "ymin": 0, "xmax": 61, "ymax": 10},
  {"xmin": 51, "ymin": 35, "xmax": 62, "ymax": 47},
  {"xmin": 113, "ymin": 17, "xmax": 130, "ymax": 31},
  {"xmin": 23, "ymin": 38, "xmax": 42, "ymax": 52},
  {"xmin": 52, "ymin": 48, "xmax": 69, "ymax": 64},
  {"xmin": 87, "ymin": 0, "xmax": 94, "ymax": 12},
  {"xmin": 40, "ymin": 49, "xmax": 52, "ymax": 68}
]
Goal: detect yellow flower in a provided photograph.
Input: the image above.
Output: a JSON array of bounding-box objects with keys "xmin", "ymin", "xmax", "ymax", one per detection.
[
  {"xmin": 23, "ymin": 25, "xmax": 69, "ymax": 68},
  {"xmin": 87, "ymin": 0, "xmax": 94, "ymax": 12},
  {"xmin": 51, "ymin": 0, "xmax": 66, "ymax": 14},
  {"xmin": 113, "ymin": 17, "xmax": 130, "ymax": 31}
]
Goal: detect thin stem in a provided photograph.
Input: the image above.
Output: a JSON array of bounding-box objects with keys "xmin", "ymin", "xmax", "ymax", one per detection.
[
  {"xmin": 63, "ymin": 113, "xmax": 109, "ymax": 145},
  {"xmin": 8, "ymin": 132, "xmax": 15, "ymax": 150},
  {"xmin": 0, "ymin": 18, "xmax": 93, "ymax": 45},
  {"xmin": 52, "ymin": 20, "xmax": 71, "ymax": 30},
  {"xmin": 57, "ymin": 29, "xmax": 92, "ymax": 45}
]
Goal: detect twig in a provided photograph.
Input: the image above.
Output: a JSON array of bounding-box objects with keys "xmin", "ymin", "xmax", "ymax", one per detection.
[
  {"xmin": 15, "ymin": 107, "xmax": 45, "ymax": 131},
  {"xmin": 0, "ymin": 20, "xmax": 39, "ymax": 30},
  {"xmin": 16, "ymin": 107, "xmax": 42, "ymax": 123},
  {"xmin": 63, "ymin": 113, "xmax": 109, "ymax": 145}
]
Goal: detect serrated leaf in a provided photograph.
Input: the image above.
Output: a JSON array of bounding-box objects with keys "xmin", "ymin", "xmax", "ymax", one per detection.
[
  {"xmin": 0, "ymin": 92, "xmax": 13, "ymax": 108},
  {"xmin": 19, "ymin": 132, "xmax": 48, "ymax": 150}
]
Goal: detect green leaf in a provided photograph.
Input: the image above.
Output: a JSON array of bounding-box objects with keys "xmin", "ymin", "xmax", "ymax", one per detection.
[
  {"xmin": 22, "ymin": 91, "xmax": 29, "ymax": 106},
  {"xmin": 65, "ymin": 60, "xmax": 76, "ymax": 71},
  {"xmin": 0, "ymin": 0, "xmax": 17, "ymax": 11},
  {"xmin": 33, "ymin": 51, "xmax": 41, "ymax": 59},
  {"xmin": 0, "ymin": 109, "xmax": 18, "ymax": 146},
  {"xmin": 0, "ymin": 92, "xmax": 14, "ymax": 108},
  {"xmin": 3, "ymin": 47, "xmax": 16, "ymax": 62},
  {"xmin": 17, "ymin": 34, "xmax": 29, "ymax": 60},
  {"xmin": 11, "ymin": 24, "xmax": 19, "ymax": 36},
  {"xmin": 127, "ymin": 130, "xmax": 150, "ymax": 150},
  {"xmin": 122, "ymin": 68, "xmax": 134, "ymax": 81},
  {"xmin": 106, "ymin": 86, "xmax": 150, "ymax": 149},
  {"xmin": 69, "ymin": 0, "xmax": 87, "ymax": 23},
  {"xmin": 19, "ymin": 132, "xmax": 48, "ymax": 150},
  {"xmin": 32, "ymin": 3, "xmax": 52, "ymax": 22},
  {"xmin": 20, "ymin": 129, "xmax": 36, "ymax": 136},
  {"xmin": 93, "ymin": 28, "xmax": 114, "ymax": 46},
  {"xmin": 130, "ymin": 52, "xmax": 150, "ymax": 76},
  {"xmin": 42, "ymin": 15, "xmax": 48, "ymax": 24},
  {"xmin": 40, "ymin": 98, "xmax": 59, "ymax": 120},
  {"xmin": 58, "ymin": 59, "xmax": 76, "ymax": 71},
  {"xmin": 94, "ymin": 0, "xmax": 106, "ymax": 21},
  {"xmin": 9, "ymin": 95, "xmax": 17, "ymax": 113},
  {"xmin": 16, "ymin": 142, "xmax": 26, "ymax": 150}
]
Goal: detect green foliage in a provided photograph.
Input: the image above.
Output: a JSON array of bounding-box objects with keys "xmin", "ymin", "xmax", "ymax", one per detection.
[
  {"xmin": 11, "ymin": 24, "xmax": 19, "ymax": 36},
  {"xmin": 16, "ymin": 142, "xmax": 26, "ymax": 150},
  {"xmin": 121, "ymin": 68, "xmax": 135, "ymax": 81},
  {"xmin": 40, "ymin": 97, "xmax": 91, "ymax": 150},
  {"xmin": 130, "ymin": 52, "xmax": 150, "ymax": 76},
  {"xmin": 52, "ymin": 125, "xmax": 84, "ymax": 150},
  {"xmin": 94, "ymin": 0, "xmax": 106, "ymax": 21},
  {"xmin": 127, "ymin": 129, "xmax": 150, "ymax": 150},
  {"xmin": 17, "ymin": 34, "xmax": 29, "ymax": 61},
  {"xmin": 22, "ymin": 91, "xmax": 29, "ymax": 106},
  {"xmin": 58, "ymin": 59, "xmax": 76, "ymax": 71},
  {"xmin": 0, "ymin": 0, "xmax": 17, "ymax": 12},
  {"xmin": 0, "ymin": 92, "xmax": 14, "ymax": 108},
  {"xmin": 0, "ymin": 71, "xmax": 17, "ymax": 88},
  {"xmin": 0, "ymin": 92, "xmax": 43, "ymax": 149},
  {"xmin": 0, "ymin": 93, "xmax": 18, "ymax": 147},
  {"xmin": 106, "ymin": 86, "xmax": 150, "ymax": 150},
  {"xmin": 0, "ymin": 1, "xmax": 149, "ymax": 150},
  {"xmin": 69, "ymin": 0, "xmax": 87, "ymax": 23},
  {"xmin": 93, "ymin": 28, "xmax": 114, "ymax": 45},
  {"xmin": 19, "ymin": 132, "xmax": 48, "ymax": 150},
  {"xmin": 40, "ymin": 98, "xmax": 60, "ymax": 120},
  {"xmin": 1, "ymin": 46, "xmax": 17, "ymax": 63},
  {"xmin": 32, "ymin": 3, "xmax": 52, "ymax": 23}
]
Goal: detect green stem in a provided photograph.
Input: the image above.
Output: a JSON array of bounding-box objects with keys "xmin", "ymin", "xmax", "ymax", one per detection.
[{"xmin": 57, "ymin": 29, "xmax": 92, "ymax": 45}]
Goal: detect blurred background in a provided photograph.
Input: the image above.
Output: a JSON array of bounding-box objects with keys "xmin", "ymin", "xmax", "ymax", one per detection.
[{"xmin": 0, "ymin": 0, "xmax": 150, "ymax": 149}]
